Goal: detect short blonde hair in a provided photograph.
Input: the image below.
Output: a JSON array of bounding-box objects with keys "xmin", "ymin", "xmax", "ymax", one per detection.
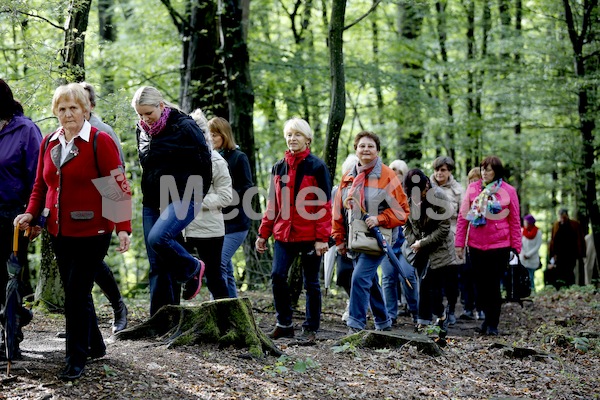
[
  {"xmin": 467, "ymin": 167, "xmax": 481, "ymax": 183},
  {"xmin": 283, "ymin": 118, "xmax": 313, "ymax": 142},
  {"xmin": 52, "ymin": 83, "xmax": 91, "ymax": 116},
  {"xmin": 208, "ymin": 117, "xmax": 237, "ymax": 151},
  {"xmin": 190, "ymin": 108, "xmax": 209, "ymax": 133}
]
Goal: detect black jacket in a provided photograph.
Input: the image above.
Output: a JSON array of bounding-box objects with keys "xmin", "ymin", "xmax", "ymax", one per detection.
[
  {"xmin": 221, "ymin": 148, "xmax": 253, "ymax": 233},
  {"xmin": 137, "ymin": 110, "xmax": 212, "ymax": 209}
]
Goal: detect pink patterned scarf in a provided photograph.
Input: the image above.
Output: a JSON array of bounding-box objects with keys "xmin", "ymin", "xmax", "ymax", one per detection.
[{"xmin": 139, "ymin": 107, "xmax": 171, "ymax": 137}]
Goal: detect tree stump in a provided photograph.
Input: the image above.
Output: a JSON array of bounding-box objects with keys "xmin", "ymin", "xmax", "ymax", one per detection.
[
  {"xmin": 338, "ymin": 329, "xmax": 443, "ymax": 357},
  {"xmin": 114, "ymin": 297, "xmax": 282, "ymax": 358}
]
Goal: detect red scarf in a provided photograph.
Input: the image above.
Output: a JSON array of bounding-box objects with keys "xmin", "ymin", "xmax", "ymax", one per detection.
[
  {"xmin": 347, "ymin": 158, "xmax": 377, "ymax": 210},
  {"xmin": 522, "ymin": 225, "xmax": 538, "ymax": 240}
]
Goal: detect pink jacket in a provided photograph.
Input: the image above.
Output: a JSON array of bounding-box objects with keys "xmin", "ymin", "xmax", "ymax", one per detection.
[{"xmin": 455, "ymin": 179, "xmax": 521, "ymax": 253}]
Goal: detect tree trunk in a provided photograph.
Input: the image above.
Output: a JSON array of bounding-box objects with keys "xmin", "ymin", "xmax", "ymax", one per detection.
[
  {"xmin": 98, "ymin": 0, "xmax": 116, "ymax": 95},
  {"xmin": 219, "ymin": 0, "xmax": 262, "ymax": 287},
  {"xmin": 394, "ymin": 1, "xmax": 426, "ymax": 163},
  {"xmin": 562, "ymin": 0, "xmax": 600, "ymax": 276},
  {"xmin": 435, "ymin": 0, "xmax": 455, "ymax": 163},
  {"xmin": 115, "ymin": 298, "xmax": 282, "ymax": 358},
  {"xmin": 35, "ymin": 231, "xmax": 64, "ymax": 310},
  {"xmin": 60, "ymin": 0, "xmax": 92, "ymax": 82},
  {"xmin": 323, "ymin": 0, "xmax": 347, "ymax": 182}
]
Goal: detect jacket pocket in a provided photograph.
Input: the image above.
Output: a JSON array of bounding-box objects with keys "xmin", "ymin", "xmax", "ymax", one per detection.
[{"xmin": 70, "ymin": 211, "xmax": 94, "ymax": 220}]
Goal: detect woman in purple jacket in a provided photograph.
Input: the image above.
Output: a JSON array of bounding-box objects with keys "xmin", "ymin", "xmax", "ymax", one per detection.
[
  {"xmin": 0, "ymin": 79, "xmax": 42, "ymax": 316},
  {"xmin": 455, "ymin": 156, "xmax": 521, "ymax": 336}
]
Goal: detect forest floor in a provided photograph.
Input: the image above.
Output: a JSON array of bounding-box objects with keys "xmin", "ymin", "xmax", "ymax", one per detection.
[{"xmin": 1, "ymin": 285, "xmax": 599, "ymax": 400}]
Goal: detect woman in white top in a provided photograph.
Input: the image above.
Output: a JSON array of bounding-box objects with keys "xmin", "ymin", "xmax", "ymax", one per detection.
[
  {"xmin": 185, "ymin": 109, "xmax": 233, "ymax": 299},
  {"xmin": 519, "ymin": 214, "xmax": 542, "ymax": 291}
]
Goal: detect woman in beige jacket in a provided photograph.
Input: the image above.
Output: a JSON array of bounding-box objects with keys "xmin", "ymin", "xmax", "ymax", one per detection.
[{"xmin": 184, "ymin": 109, "xmax": 233, "ymax": 300}]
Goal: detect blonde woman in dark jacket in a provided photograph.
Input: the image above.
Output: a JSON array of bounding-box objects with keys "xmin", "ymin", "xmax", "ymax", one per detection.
[{"xmin": 403, "ymin": 169, "xmax": 456, "ymax": 338}]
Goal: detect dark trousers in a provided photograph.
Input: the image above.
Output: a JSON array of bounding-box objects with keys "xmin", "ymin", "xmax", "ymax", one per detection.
[
  {"xmin": 51, "ymin": 234, "xmax": 111, "ymax": 368},
  {"xmin": 469, "ymin": 247, "xmax": 509, "ymax": 330},
  {"xmin": 336, "ymin": 254, "xmax": 354, "ymax": 296},
  {"xmin": 185, "ymin": 236, "xmax": 229, "ymax": 299},
  {"xmin": 418, "ymin": 266, "xmax": 448, "ymax": 321},
  {"xmin": 442, "ymin": 265, "xmax": 459, "ymax": 314},
  {"xmin": 271, "ymin": 240, "xmax": 322, "ymax": 331},
  {"xmin": 95, "ymin": 261, "xmax": 122, "ymax": 308}
]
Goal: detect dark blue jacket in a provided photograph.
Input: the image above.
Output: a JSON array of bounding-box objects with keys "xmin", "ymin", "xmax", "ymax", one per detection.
[
  {"xmin": 0, "ymin": 113, "xmax": 42, "ymax": 219},
  {"xmin": 220, "ymin": 147, "xmax": 253, "ymax": 234}
]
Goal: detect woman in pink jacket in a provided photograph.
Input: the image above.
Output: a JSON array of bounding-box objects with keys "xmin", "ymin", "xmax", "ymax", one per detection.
[{"xmin": 455, "ymin": 156, "xmax": 521, "ymax": 336}]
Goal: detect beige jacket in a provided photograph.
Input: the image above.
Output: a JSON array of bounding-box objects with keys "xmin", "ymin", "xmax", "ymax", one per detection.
[{"xmin": 185, "ymin": 150, "xmax": 233, "ymax": 238}]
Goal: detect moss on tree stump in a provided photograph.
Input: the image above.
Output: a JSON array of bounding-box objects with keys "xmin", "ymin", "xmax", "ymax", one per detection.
[
  {"xmin": 338, "ymin": 329, "xmax": 443, "ymax": 356},
  {"xmin": 114, "ymin": 297, "xmax": 282, "ymax": 358}
]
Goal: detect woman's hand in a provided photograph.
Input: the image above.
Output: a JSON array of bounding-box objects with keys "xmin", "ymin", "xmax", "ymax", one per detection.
[
  {"xmin": 336, "ymin": 242, "xmax": 347, "ymax": 256},
  {"xmin": 314, "ymin": 241, "xmax": 329, "ymax": 257},
  {"xmin": 364, "ymin": 216, "xmax": 379, "ymax": 229},
  {"xmin": 455, "ymin": 247, "xmax": 464, "ymax": 260},
  {"xmin": 255, "ymin": 237, "xmax": 267, "ymax": 253},
  {"xmin": 410, "ymin": 239, "xmax": 422, "ymax": 252},
  {"xmin": 13, "ymin": 213, "xmax": 34, "ymax": 231},
  {"xmin": 116, "ymin": 231, "xmax": 130, "ymax": 253}
]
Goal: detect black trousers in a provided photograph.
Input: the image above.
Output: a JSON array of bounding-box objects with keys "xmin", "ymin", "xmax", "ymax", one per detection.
[
  {"xmin": 468, "ymin": 247, "xmax": 509, "ymax": 330},
  {"xmin": 51, "ymin": 234, "xmax": 111, "ymax": 368},
  {"xmin": 185, "ymin": 236, "xmax": 229, "ymax": 300}
]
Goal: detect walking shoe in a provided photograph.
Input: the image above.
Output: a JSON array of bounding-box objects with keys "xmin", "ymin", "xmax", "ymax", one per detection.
[
  {"xmin": 475, "ymin": 322, "xmax": 488, "ymax": 334},
  {"xmin": 112, "ymin": 300, "xmax": 128, "ymax": 334},
  {"xmin": 477, "ymin": 310, "xmax": 485, "ymax": 320},
  {"xmin": 59, "ymin": 364, "xmax": 85, "ymax": 381},
  {"xmin": 182, "ymin": 259, "xmax": 205, "ymax": 300},
  {"xmin": 298, "ymin": 329, "xmax": 316, "ymax": 342},
  {"xmin": 436, "ymin": 308, "xmax": 449, "ymax": 339},
  {"xmin": 447, "ymin": 312, "xmax": 456, "ymax": 326},
  {"xmin": 460, "ymin": 310, "xmax": 475, "ymax": 320},
  {"xmin": 347, "ymin": 327, "xmax": 362, "ymax": 335},
  {"xmin": 486, "ymin": 327, "xmax": 499, "ymax": 336},
  {"xmin": 268, "ymin": 325, "xmax": 294, "ymax": 339}
]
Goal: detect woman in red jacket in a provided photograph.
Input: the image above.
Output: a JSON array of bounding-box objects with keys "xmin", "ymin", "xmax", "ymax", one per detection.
[
  {"xmin": 255, "ymin": 118, "xmax": 332, "ymax": 342},
  {"xmin": 15, "ymin": 83, "xmax": 131, "ymax": 380}
]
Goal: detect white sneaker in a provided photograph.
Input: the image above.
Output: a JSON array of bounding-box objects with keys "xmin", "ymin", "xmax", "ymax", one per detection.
[{"xmin": 341, "ymin": 300, "xmax": 350, "ymax": 322}]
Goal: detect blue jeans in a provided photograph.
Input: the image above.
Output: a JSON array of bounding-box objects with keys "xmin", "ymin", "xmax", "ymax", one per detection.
[
  {"xmin": 271, "ymin": 240, "xmax": 322, "ymax": 331},
  {"xmin": 143, "ymin": 203, "xmax": 200, "ymax": 316},
  {"xmin": 347, "ymin": 252, "xmax": 392, "ymax": 330},
  {"xmin": 220, "ymin": 230, "xmax": 248, "ymax": 298},
  {"xmin": 381, "ymin": 252, "xmax": 419, "ymax": 320}
]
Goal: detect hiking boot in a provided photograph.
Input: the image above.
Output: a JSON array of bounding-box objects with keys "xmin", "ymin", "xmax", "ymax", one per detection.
[
  {"xmin": 268, "ymin": 325, "xmax": 294, "ymax": 339},
  {"xmin": 182, "ymin": 259, "xmax": 205, "ymax": 300},
  {"xmin": 475, "ymin": 322, "xmax": 488, "ymax": 334},
  {"xmin": 112, "ymin": 300, "xmax": 128, "ymax": 334}
]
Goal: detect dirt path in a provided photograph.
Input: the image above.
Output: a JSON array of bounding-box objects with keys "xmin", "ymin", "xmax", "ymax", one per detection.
[{"xmin": 1, "ymin": 287, "xmax": 599, "ymax": 399}]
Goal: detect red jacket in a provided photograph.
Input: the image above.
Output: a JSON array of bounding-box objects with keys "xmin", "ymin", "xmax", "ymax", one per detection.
[
  {"xmin": 258, "ymin": 148, "xmax": 332, "ymax": 243},
  {"xmin": 26, "ymin": 124, "xmax": 131, "ymax": 237}
]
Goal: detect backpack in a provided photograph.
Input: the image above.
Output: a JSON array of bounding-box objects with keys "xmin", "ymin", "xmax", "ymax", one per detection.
[{"xmin": 503, "ymin": 248, "xmax": 532, "ymax": 305}]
